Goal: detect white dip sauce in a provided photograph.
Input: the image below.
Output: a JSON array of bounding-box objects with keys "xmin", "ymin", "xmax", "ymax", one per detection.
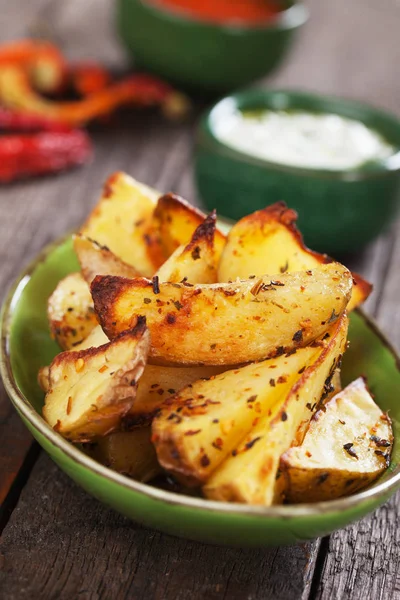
[{"xmin": 215, "ymin": 110, "xmax": 394, "ymax": 170}]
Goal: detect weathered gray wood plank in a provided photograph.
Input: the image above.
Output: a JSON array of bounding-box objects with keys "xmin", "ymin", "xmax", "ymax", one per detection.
[{"xmin": 0, "ymin": 455, "xmax": 319, "ymax": 600}]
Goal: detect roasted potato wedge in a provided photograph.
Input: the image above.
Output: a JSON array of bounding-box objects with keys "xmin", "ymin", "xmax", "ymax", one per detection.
[
  {"xmin": 92, "ymin": 263, "xmax": 352, "ymax": 366},
  {"xmin": 79, "ymin": 171, "xmax": 164, "ymax": 276},
  {"xmin": 42, "ymin": 321, "xmax": 149, "ymax": 442},
  {"xmin": 128, "ymin": 364, "xmax": 226, "ymax": 425},
  {"xmin": 203, "ymin": 315, "xmax": 348, "ymax": 505},
  {"xmin": 152, "ymin": 344, "xmax": 320, "ymax": 485},
  {"xmin": 155, "ymin": 212, "xmax": 218, "ymax": 284},
  {"xmin": 154, "ymin": 193, "xmax": 226, "ymax": 260},
  {"xmin": 73, "ymin": 234, "xmax": 138, "ymax": 284},
  {"xmin": 86, "ymin": 428, "xmax": 161, "ymax": 482},
  {"xmin": 279, "ymin": 377, "xmax": 393, "ymax": 503},
  {"xmin": 48, "ymin": 272, "xmax": 98, "ymax": 350},
  {"xmin": 218, "ymin": 202, "xmax": 372, "ymax": 312},
  {"xmin": 39, "ymin": 335, "xmax": 224, "ymax": 420}
]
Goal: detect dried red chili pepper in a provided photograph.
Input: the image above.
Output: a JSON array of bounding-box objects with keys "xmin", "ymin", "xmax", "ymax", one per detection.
[
  {"xmin": 0, "ymin": 129, "xmax": 92, "ymax": 183},
  {"xmin": 0, "ymin": 108, "xmax": 69, "ymax": 132}
]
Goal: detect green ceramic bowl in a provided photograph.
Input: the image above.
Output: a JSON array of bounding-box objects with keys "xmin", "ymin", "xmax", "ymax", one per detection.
[
  {"xmin": 116, "ymin": 0, "xmax": 308, "ymax": 93},
  {"xmin": 2, "ymin": 234, "xmax": 400, "ymax": 546},
  {"xmin": 195, "ymin": 90, "xmax": 400, "ymax": 255}
]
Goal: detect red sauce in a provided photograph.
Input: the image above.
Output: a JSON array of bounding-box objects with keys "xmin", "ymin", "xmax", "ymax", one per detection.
[{"xmin": 151, "ymin": 0, "xmax": 282, "ymax": 25}]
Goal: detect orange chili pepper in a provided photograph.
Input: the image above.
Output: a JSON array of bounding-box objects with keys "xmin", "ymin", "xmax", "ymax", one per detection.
[
  {"xmin": 0, "ymin": 67, "xmax": 190, "ymax": 125},
  {"xmin": 69, "ymin": 62, "xmax": 111, "ymax": 97},
  {"xmin": 0, "ymin": 39, "xmax": 67, "ymax": 93}
]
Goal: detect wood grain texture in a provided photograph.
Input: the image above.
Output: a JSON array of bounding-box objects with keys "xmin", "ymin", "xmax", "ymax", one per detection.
[
  {"xmin": 0, "ymin": 456, "xmax": 319, "ymax": 600},
  {"xmin": 0, "ymin": 0, "xmax": 400, "ymax": 598}
]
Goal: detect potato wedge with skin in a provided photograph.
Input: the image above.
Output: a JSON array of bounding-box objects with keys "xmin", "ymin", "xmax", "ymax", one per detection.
[
  {"xmin": 79, "ymin": 171, "xmax": 164, "ymax": 276},
  {"xmin": 39, "ymin": 324, "xmax": 223, "ymax": 423},
  {"xmin": 91, "ymin": 262, "xmax": 352, "ymax": 366},
  {"xmin": 279, "ymin": 377, "xmax": 393, "ymax": 503},
  {"xmin": 48, "ymin": 272, "xmax": 98, "ymax": 350},
  {"xmin": 218, "ymin": 202, "xmax": 372, "ymax": 312},
  {"xmin": 127, "ymin": 363, "xmax": 226, "ymax": 425},
  {"xmin": 43, "ymin": 321, "xmax": 149, "ymax": 442},
  {"xmin": 73, "ymin": 234, "xmax": 138, "ymax": 284},
  {"xmin": 203, "ymin": 315, "xmax": 348, "ymax": 505},
  {"xmin": 38, "ymin": 323, "xmax": 110, "ymax": 394},
  {"xmin": 152, "ymin": 345, "xmax": 320, "ymax": 485},
  {"xmin": 155, "ymin": 212, "xmax": 218, "ymax": 284},
  {"xmin": 86, "ymin": 428, "xmax": 161, "ymax": 482},
  {"xmin": 154, "ymin": 193, "xmax": 226, "ymax": 260}
]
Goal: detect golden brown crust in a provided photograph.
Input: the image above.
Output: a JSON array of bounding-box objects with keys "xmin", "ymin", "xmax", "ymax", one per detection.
[
  {"xmin": 154, "ymin": 193, "xmax": 226, "ymax": 259},
  {"xmin": 91, "ymin": 264, "xmax": 352, "ymax": 366}
]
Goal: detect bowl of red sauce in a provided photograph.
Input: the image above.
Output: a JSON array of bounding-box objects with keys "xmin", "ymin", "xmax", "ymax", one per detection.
[{"xmin": 116, "ymin": 0, "xmax": 308, "ymax": 93}]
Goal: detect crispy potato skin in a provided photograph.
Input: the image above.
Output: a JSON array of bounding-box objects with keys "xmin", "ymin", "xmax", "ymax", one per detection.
[
  {"xmin": 85, "ymin": 428, "xmax": 161, "ymax": 482},
  {"xmin": 126, "ymin": 364, "xmax": 226, "ymax": 426},
  {"xmin": 151, "ymin": 345, "xmax": 319, "ymax": 485},
  {"xmin": 48, "ymin": 272, "xmax": 98, "ymax": 350},
  {"xmin": 91, "ymin": 263, "xmax": 352, "ymax": 366},
  {"xmin": 218, "ymin": 201, "xmax": 371, "ymax": 311},
  {"xmin": 279, "ymin": 378, "xmax": 393, "ymax": 503},
  {"xmin": 154, "ymin": 193, "xmax": 226, "ymax": 260},
  {"xmin": 79, "ymin": 171, "xmax": 164, "ymax": 276},
  {"xmin": 203, "ymin": 315, "xmax": 348, "ymax": 505},
  {"xmin": 43, "ymin": 321, "xmax": 149, "ymax": 442},
  {"xmin": 73, "ymin": 234, "xmax": 138, "ymax": 284},
  {"xmin": 155, "ymin": 211, "xmax": 219, "ymax": 284}
]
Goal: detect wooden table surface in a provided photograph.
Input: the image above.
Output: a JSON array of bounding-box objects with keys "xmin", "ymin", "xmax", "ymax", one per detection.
[{"xmin": 1, "ymin": 1, "xmax": 400, "ymax": 598}]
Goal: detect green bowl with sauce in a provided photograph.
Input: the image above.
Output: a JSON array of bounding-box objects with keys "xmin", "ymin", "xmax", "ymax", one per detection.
[
  {"xmin": 195, "ymin": 90, "xmax": 400, "ymax": 255},
  {"xmin": 116, "ymin": 0, "xmax": 308, "ymax": 93}
]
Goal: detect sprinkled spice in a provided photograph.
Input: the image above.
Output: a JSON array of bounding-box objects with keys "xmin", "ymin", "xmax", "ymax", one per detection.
[
  {"xmin": 247, "ymin": 394, "xmax": 258, "ymax": 403},
  {"xmin": 245, "ymin": 436, "xmax": 262, "ymax": 450},
  {"xmin": 280, "ymin": 261, "xmax": 289, "ymax": 273},
  {"xmin": 166, "ymin": 313, "xmax": 176, "ymax": 324},
  {"xmin": 212, "ymin": 418, "xmax": 219, "ymax": 423},
  {"xmin": 212, "ymin": 437, "xmax": 224, "ymax": 450},
  {"xmin": 184, "ymin": 429, "xmax": 201, "ymax": 436},
  {"xmin": 275, "ymin": 346, "xmax": 285, "ymax": 357},
  {"xmin": 343, "ymin": 442, "xmax": 358, "ymax": 459},
  {"xmin": 152, "ymin": 275, "xmax": 160, "ymax": 294},
  {"xmin": 167, "ymin": 413, "xmax": 182, "ymax": 423},
  {"xmin": 191, "ymin": 246, "xmax": 201, "ymax": 260},
  {"xmin": 223, "ymin": 289, "xmax": 237, "ymax": 297},
  {"xmin": 370, "ymin": 435, "xmax": 391, "ymax": 447},
  {"xmin": 151, "ymin": 383, "xmax": 159, "ymax": 388},
  {"xmin": 277, "ymin": 375, "xmax": 287, "ymax": 384},
  {"xmin": 298, "ymin": 366, "xmax": 306, "ymax": 374},
  {"xmin": 317, "ymin": 473, "xmax": 329, "ymax": 484},
  {"xmin": 250, "ymin": 278, "xmax": 263, "ymax": 296},
  {"xmin": 173, "ymin": 300, "xmax": 183, "ymax": 311},
  {"xmin": 168, "ymin": 388, "xmax": 176, "ymax": 394},
  {"xmin": 281, "ymin": 411, "xmax": 288, "ymax": 421},
  {"xmin": 66, "ymin": 396, "xmax": 72, "ymax": 415},
  {"xmin": 231, "ymin": 449, "xmax": 238, "ymax": 457},
  {"xmin": 143, "ymin": 297, "xmax": 151, "ymax": 304},
  {"xmin": 292, "ymin": 329, "xmax": 303, "ymax": 343},
  {"xmin": 200, "ymin": 454, "xmax": 210, "ymax": 467},
  {"xmin": 339, "ymin": 419, "xmax": 346, "ymax": 425}
]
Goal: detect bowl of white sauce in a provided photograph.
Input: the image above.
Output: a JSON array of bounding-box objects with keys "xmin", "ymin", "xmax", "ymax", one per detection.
[{"xmin": 195, "ymin": 90, "xmax": 400, "ymax": 254}]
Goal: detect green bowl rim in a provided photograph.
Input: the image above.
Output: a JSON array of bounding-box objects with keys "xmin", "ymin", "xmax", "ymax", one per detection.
[
  {"xmin": 126, "ymin": 0, "xmax": 308, "ymax": 32},
  {"xmin": 1, "ymin": 233, "xmax": 400, "ymax": 519},
  {"xmin": 197, "ymin": 89, "xmax": 400, "ymax": 180}
]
